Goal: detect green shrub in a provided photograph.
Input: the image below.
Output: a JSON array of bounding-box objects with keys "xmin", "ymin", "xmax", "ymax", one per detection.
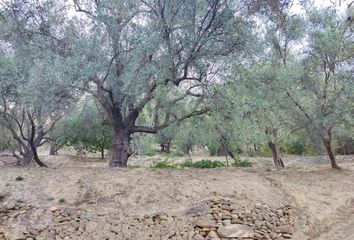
[
  {"xmin": 306, "ymin": 146, "xmax": 316, "ymax": 156},
  {"xmin": 231, "ymin": 159, "xmax": 252, "ymax": 167},
  {"xmin": 58, "ymin": 198, "xmax": 65, "ymax": 203},
  {"xmin": 261, "ymin": 146, "xmax": 273, "ymax": 157},
  {"xmin": 284, "ymin": 138, "xmax": 306, "ymax": 155},
  {"xmin": 150, "ymin": 160, "xmax": 176, "ymax": 169},
  {"xmin": 247, "ymin": 151, "xmax": 256, "ymax": 157},
  {"xmin": 192, "ymin": 159, "xmax": 226, "ymax": 168},
  {"xmin": 229, "ymin": 155, "xmax": 252, "ymax": 168},
  {"xmin": 178, "ymin": 160, "xmax": 194, "ymax": 168},
  {"xmin": 150, "ymin": 159, "xmax": 250, "ymax": 169},
  {"xmin": 15, "ymin": 176, "xmax": 24, "ymax": 181}
]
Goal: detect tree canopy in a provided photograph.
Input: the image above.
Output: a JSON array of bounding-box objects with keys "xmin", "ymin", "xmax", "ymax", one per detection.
[{"xmin": 0, "ymin": 0, "xmax": 353, "ymax": 168}]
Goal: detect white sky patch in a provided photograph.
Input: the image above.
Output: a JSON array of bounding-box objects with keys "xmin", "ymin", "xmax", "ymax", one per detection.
[{"xmin": 290, "ymin": 0, "xmax": 350, "ymax": 15}]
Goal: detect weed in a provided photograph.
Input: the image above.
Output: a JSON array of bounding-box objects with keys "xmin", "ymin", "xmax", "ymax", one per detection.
[
  {"xmin": 192, "ymin": 160, "xmax": 226, "ymax": 169},
  {"xmin": 231, "ymin": 159, "xmax": 252, "ymax": 167},
  {"xmin": 15, "ymin": 176, "xmax": 24, "ymax": 181},
  {"xmin": 150, "ymin": 160, "xmax": 176, "ymax": 169},
  {"xmin": 178, "ymin": 160, "xmax": 193, "ymax": 168}
]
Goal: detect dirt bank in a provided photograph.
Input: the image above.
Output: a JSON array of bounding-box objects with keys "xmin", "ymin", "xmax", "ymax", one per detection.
[{"xmin": 0, "ymin": 155, "xmax": 354, "ymax": 239}]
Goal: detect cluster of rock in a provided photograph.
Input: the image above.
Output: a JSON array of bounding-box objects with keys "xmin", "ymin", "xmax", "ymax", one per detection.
[
  {"xmin": 0, "ymin": 202, "xmax": 193, "ymax": 240},
  {"xmin": 0, "ymin": 202, "xmax": 33, "ymax": 240},
  {"xmin": 0, "ymin": 197, "xmax": 295, "ymax": 240},
  {"xmin": 191, "ymin": 198, "xmax": 295, "ymax": 239}
]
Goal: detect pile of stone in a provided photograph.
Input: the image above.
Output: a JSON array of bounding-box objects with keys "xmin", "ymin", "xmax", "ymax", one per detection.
[
  {"xmin": 0, "ymin": 197, "xmax": 295, "ymax": 240},
  {"xmin": 191, "ymin": 198, "xmax": 295, "ymax": 239},
  {"xmin": 0, "ymin": 202, "xmax": 33, "ymax": 240}
]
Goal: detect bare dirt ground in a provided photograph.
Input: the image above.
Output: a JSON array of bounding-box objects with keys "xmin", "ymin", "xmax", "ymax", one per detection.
[{"xmin": 0, "ymin": 154, "xmax": 354, "ymax": 240}]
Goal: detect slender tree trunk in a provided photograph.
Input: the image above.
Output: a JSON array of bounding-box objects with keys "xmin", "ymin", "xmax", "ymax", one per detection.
[
  {"xmin": 160, "ymin": 143, "xmax": 171, "ymax": 154},
  {"xmin": 100, "ymin": 147, "xmax": 104, "ymax": 159},
  {"xmin": 266, "ymin": 127, "xmax": 284, "ymax": 168},
  {"xmin": 110, "ymin": 129, "xmax": 131, "ymax": 167},
  {"xmin": 226, "ymin": 149, "xmax": 235, "ymax": 160},
  {"xmin": 322, "ymin": 137, "xmax": 340, "ymax": 169},
  {"xmin": 268, "ymin": 141, "xmax": 285, "ymax": 167},
  {"xmin": 160, "ymin": 137, "xmax": 172, "ymax": 154},
  {"xmin": 27, "ymin": 113, "xmax": 47, "ymax": 167},
  {"xmin": 160, "ymin": 143, "xmax": 165, "ymax": 153},
  {"xmin": 31, "ymin": 144, "xmax": 47, "ymax": 167}
]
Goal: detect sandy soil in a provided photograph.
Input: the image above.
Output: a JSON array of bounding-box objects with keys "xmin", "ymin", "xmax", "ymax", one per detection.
[{"xmin": 0, "ymin": 154, "xmax": 354, "ymax": 240}]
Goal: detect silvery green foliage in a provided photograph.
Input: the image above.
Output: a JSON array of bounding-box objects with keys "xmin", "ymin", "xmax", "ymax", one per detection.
[
  {"xmin": 284, "ymin": 8, "xmax": 354, "ymax": 139},
  {"xmin": 219, "ymin": 4, "xmax": 354, "ymax": 160},
  {"xmin": 0, "ymin": 1, "xmax": 77, "ymax": 163},
  {"xmin": 64, "ymin": 0, "xmax": 251, "ymax": 133}
]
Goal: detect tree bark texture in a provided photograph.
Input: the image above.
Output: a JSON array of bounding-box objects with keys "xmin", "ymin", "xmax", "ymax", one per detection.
[{"xmin": 110, "ymin": 129, "xmax": 131, "ymax": 167}]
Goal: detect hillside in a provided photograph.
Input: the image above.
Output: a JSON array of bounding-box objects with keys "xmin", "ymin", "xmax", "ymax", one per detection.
[{"xmin": 1, "ymin": 155, "xmax": 354, "ymax": 240}]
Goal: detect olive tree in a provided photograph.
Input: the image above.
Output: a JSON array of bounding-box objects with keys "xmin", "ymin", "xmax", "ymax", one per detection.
[
  {"xmin": 284, "ymin": 9, "xmax": 354, "ymax": 169},
  {"xmin": 67, "ymin": 0, "xmax": 251, "ymax": 167},
  {"xmin": 0, "ymin": 0, "xmax": 76, "ymax": 166}
]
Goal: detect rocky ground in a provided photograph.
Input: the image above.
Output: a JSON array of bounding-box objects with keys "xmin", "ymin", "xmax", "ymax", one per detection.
[{"xmin": 0, "ymin": 154, "xmax": 354, "ymax": 240}]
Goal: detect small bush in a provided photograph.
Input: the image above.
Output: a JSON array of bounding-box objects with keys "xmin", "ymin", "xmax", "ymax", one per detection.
[
  {"xmin": 15, "ymin": 176, "xmax": 24, "ymax": 181},
  {"xmin": 284, "ymin": 138, "xmax": 306, "ymax": 155},
  {"xmin": 58, "ymin": 198, "xmax": 65, "ymax": 203},
  {"xmin": 150, "ymin": 160, "xmax": 175, "ymax": 169},
  {"xmin": 231, "ymin": 159, "xmax": 252, "ymax": 167},
  {"xmin": 247, "ymin": 151, "xmax": 256, "ymax": 157},
  {"xmin": 192, "ymin": 160, "xmax": 226, "ymax": 169},
  {"xmin": 178, "ymin": 160, "xmax": 194, "ymax": 168}
]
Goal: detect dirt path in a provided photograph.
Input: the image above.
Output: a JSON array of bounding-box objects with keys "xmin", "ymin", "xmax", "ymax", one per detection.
[{"xmin": 310, "ymin": 198, "xmax": 354, "ymax": 240}]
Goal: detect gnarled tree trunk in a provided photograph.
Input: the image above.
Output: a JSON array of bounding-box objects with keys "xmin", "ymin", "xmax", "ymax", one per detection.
[
  {"xmin": 110, "ymin": 129, "xmax": 132, "ymax": 167},
  {"xmin": 27, "ymin": 114, "xmax": 47, "ymax": 167},
  {"xmin": 21, "ymin": 146, "xmax": 34, "ymax": 166}
]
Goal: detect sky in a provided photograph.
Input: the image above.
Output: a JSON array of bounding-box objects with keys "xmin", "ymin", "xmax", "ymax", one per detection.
[{"xmin": 290, "ymin": 0, "xmax": 349, "ymax": 14}]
